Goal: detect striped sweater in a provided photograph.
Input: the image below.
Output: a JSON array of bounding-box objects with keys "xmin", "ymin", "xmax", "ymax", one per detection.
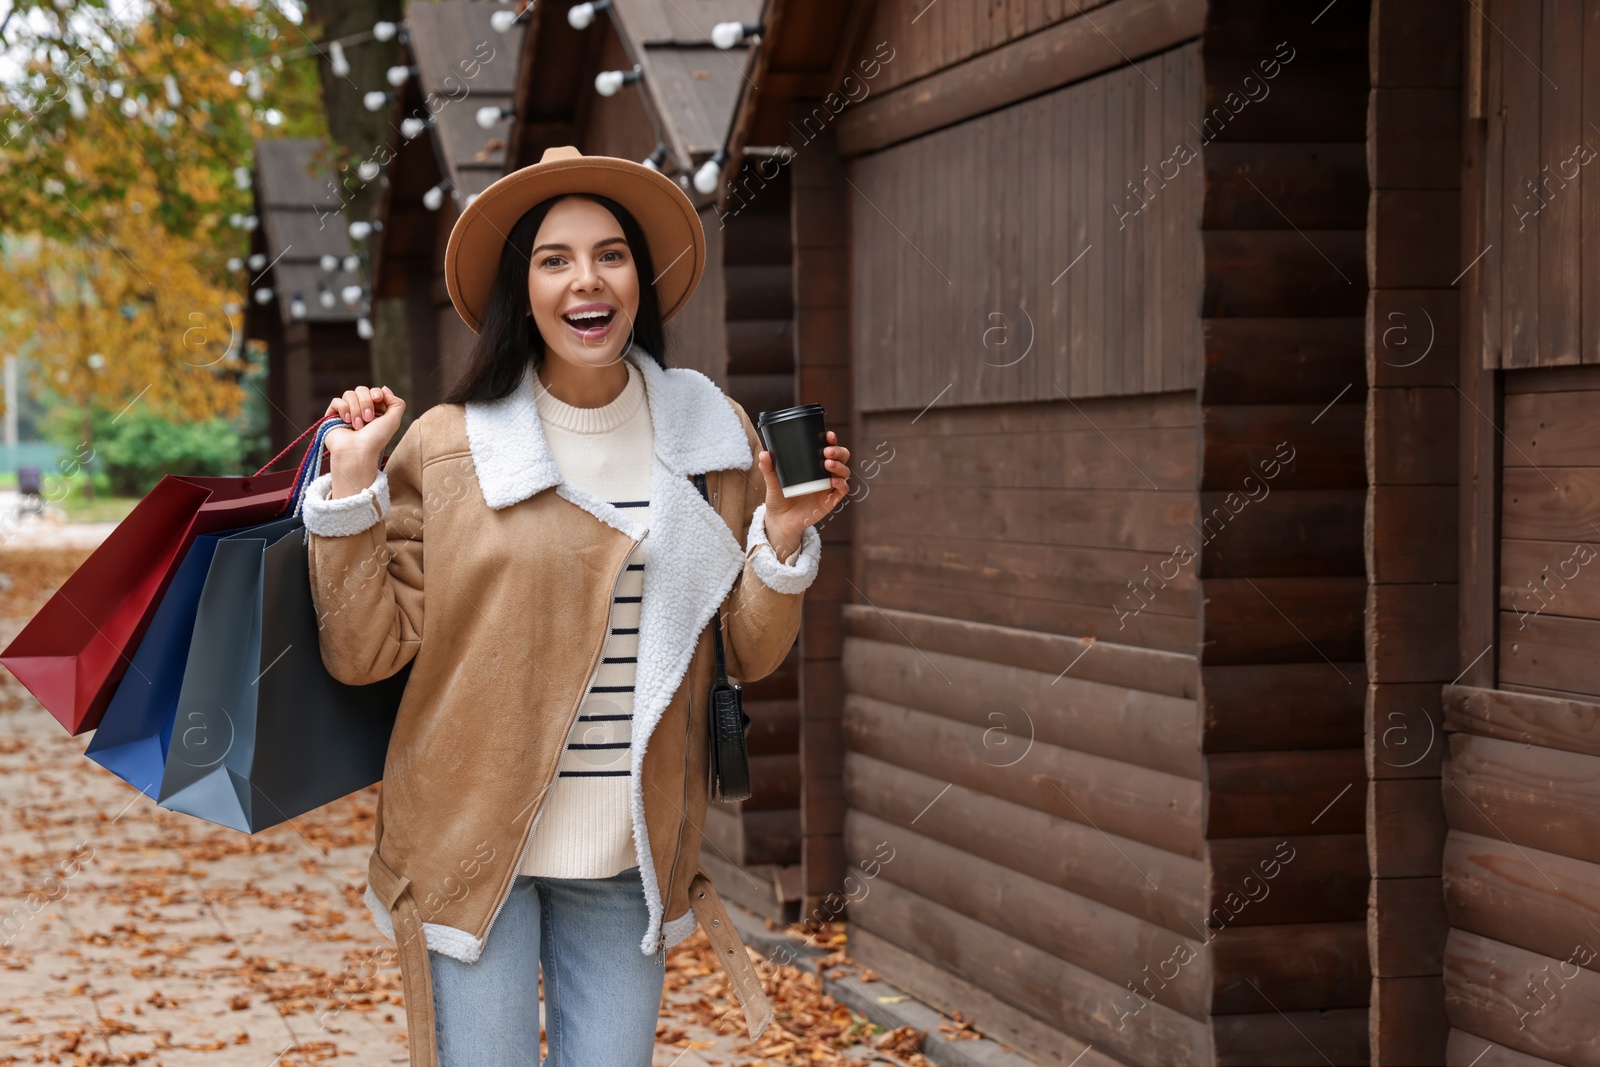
[{"xmin": 519, "ymin": 358, "xmax": 654, "ymax": 879}]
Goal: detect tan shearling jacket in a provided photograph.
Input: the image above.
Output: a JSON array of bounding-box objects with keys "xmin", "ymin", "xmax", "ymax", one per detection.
[{"xmin": 298, "ymin": 350, "xmax": 822, "ymax": 1065}]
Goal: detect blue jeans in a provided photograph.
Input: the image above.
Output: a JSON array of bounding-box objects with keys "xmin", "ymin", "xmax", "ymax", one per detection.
[{"xmin": 428, "ymin": 865, "xmax": 665, "ymax": 1066}]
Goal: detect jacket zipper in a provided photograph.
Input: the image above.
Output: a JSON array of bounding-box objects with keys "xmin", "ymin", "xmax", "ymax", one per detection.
[{"xmin": 482, "ymin": 529, "xmax": 646, "ymax": 947}]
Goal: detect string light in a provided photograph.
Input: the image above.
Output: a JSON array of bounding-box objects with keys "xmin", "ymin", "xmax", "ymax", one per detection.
[
  {"xmin": 363, "ymin": 90, "xmax": 393, "ymax": 112},
  {"xmin": 320, "ymin": 254, "xmax": 340, "ymax": 272},
  {"xmin": 476, "ymin": 104, "xmax": 512, "ymax": 129},
  {"xmin": 594, "ymin": 64, "xmax": 641, "ymax": 97},
  {"xmin": 290, "ymin": 292, "xmax": 307, "ymax": 319},
  {"xmin": 422, "ymin": 182, "xmax": 448, "ymax": 210},
  {"xmin": 400, "ymin": 115, "xmax": 428, "ymax": 139},
  {"xmin": 357, "ymin": 316, "xmax": 374, "ymax": 339},
  {"xmin": 568, "ymin": 0, "xmax": 610, "ymax": 29},
  {"xmin": 491, "ymin": 5, "xmax": 532, "ymax": 33},
  {"xmin": 710, "ymin": 22, "xmax": 760, "ymax": 49},
  {"xmin": 692, "ymin": 150, "xmax": 726, "ymax": 195},
  {"xmin": 641, "ymin": 144, "xmax": 668, "ymax": 171},
  {"xmin": 247, "ymin": 253, "xmax": 267, "ymax": 271},
  {"xmin": 329, "ymin": 40, "xmax": 350, "ymax": 77},
  {"xmin": 386, "ymin": 65, "xmax": 415, "ymax": 87}
]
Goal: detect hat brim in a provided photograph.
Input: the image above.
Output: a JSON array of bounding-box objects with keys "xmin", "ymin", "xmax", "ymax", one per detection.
[{"xmin": 443, "ymin": 153, "xmax": 706, "ymax": 334}]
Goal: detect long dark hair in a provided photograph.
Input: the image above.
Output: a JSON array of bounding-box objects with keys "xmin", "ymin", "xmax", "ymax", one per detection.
[{"xmin": 441, "ymin": 193, "xmax": 667, "ymax": 404}]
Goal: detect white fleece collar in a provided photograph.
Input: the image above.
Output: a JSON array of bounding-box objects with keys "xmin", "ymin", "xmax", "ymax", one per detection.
[
  {"xmin": 462, "ymin": 349, "xmax": 752, "ymax": 510},
  {"xmin": 455, "ymin": 347, "xmax": 754, "ymax": 957}
]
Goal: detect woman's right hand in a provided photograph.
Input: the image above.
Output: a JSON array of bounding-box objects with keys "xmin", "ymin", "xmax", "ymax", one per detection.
[{"xmin": 323, "ymin": 386, "xmax": 405, "ymax": 498}]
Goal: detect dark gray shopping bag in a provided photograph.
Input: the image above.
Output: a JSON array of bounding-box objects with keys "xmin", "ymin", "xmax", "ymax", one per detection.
[{"xmin": 158, "ymin": 512, "xmax": 409, "ymax": 832}]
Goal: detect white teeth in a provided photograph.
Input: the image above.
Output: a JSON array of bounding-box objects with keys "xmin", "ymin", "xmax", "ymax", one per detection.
[{"xmin": 564, "ymin": 309, "xmax": 611, "ymax": 321}]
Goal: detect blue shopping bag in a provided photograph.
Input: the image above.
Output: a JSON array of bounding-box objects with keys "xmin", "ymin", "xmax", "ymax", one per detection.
[{"xmin": 84, "ymin": 532, "xmax": 225, "ymax": 797}]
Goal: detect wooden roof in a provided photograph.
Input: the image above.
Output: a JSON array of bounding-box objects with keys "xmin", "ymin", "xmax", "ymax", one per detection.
[
  {"xmin": 609, "ymin": 0, "xmax": 762, "ymax": 168},
  {"xmin": 406, "ymin": 1, "xmax": 528, "ymax": 197},
  {"xmin": 252, "ymin": 139, "xmax": 360, "ymax": 327}
]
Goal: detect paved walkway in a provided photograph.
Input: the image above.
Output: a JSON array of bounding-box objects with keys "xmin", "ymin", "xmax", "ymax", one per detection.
[{"xmin": 0, "ymin": 531, "xmax": 930, "ymax": 1067}]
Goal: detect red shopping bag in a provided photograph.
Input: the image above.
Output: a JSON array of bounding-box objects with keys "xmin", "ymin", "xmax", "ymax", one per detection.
[{"xmin": 0, "ymin": 421, "xmax": 337, "ymax": 735}]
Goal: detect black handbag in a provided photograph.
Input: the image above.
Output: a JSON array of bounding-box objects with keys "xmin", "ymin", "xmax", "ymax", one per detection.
[{"xmin": 694, "ymin": 472, "xmax": 752, "ymax": 802}]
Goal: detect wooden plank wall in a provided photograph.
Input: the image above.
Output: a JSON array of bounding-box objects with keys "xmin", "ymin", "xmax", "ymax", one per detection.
[
  {"xmin": 786, "ymin": 120, "xmax": 852, "ymax": 918},
  {"xmin": 1479, "ymin": 0, "xmax": 1600, "ymax": 371},
  {"xmin": 842, "ymin": 605, "xmax": 1208, "ymax": 1067},
  {"xmin": 847, "ymin": 43, "xmax": 1204, "ymax": 410},
  {"xmin": 1196, "ymin": 1, "xmax": 1373, "ymax": 1060},
  {"xmin": 850, "ymin": 393, "xmax": 1200, "ymax": 654},
  {"xmin": 1439, "ymin": 3, "xmax": 1600, "ymax": 1061},
  {"xmin": 839, "ymin": 25, "xmax": 1209, "ymax": 1051},
  {"xmin": 860, "ymin": 0, "xmax": 1115, "ymax": 95},
  {"xmin": 1440, "ymin": 685, "xmax": 1600, "ymax": 1063},
  {"xmin": 1363, "ymin": 0, "xmax": 1462, "ymax": 1061},
  {"xmin": 1499, "ymin": 368, "xmax": 1600, "ymax": 701}
]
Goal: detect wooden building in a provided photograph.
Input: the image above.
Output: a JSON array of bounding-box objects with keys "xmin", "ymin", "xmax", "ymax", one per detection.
[
  {"xmin": 725, "ymin": 0, "xmax": 1367, "ymax": 1063},
  {"xmin": 293, "ymin": 0, "xmax": 1600, "ymax": 1061},
  {"xmin": 247, "ymin": 139, "xmax": 368, "ymax": 454}
]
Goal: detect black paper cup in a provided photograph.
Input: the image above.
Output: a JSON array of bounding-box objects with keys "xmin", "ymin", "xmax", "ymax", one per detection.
[{"xmin": 757, "ymin": 403, "xmax": 830, "ymax": 499}]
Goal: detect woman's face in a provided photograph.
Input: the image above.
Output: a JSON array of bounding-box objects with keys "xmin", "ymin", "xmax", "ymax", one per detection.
[{"xmin": 526, "ymin": 196, "xmax": 643, "ymax": 369}]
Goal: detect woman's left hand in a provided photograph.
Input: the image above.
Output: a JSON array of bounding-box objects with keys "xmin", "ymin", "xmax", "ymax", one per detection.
[{"xmin": 757, "ymin": 431, "xmax": 852, "ymax": 560}]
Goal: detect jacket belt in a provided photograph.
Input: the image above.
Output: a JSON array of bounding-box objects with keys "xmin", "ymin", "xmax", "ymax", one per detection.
[
  {"xmin": 688, "ymin": 869, "xmax": 774, "ymax": 1040},
  {"xmin": 368, "ymin": 849, "xmax": 440, "ymax": 1067}
]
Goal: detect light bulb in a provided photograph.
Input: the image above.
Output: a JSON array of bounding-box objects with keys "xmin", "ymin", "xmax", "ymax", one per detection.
[
  {"xmin": 349, "ymin": 221, "xmax": 373, "ymax": 241},
  {"xmin": 247, "ymin": 253, "xmax": 267, "ymax": 270},
  {"xmin": 476, "ymin": 105, "xmax": 506, "ymax": 129},
  {"xmin": 342, "ymin": 284, "xmax": 364, "ymax": 305},
  {"xmin": 254, "ymin": 287, "xmax": 273, "ymax": 304},
  {"xmin": 490, "ymin": 8, "xmax": 518, "ymax": 32},
  {"xmin": 364, "ymin": 90, "xmax": 389, "ymax": 112},
  {"xmin": 290, "ymin": 293, "xmax": 307, "ymax": 319},
  {"xmin": 357, "ymin": 317, "xmax": 374, "ymax": 340},
  {"xmin": 594, "ymin": 70, "xmax": 623, "ymax": 96},
  {"xmin": 319, "ymin": 287, "xmax": 337, "ymax": 309},
  {"xmin": 233, "ymin": 165, "xmax": 252, "ymax": 190},
  {"xmin": 358, "ymin": 159, "xmax": 380, "ymax": 181},
  {"xmin": 320, "ymin": 254, "xmax": 340, "ymax": 272},
  {"xmin": 423, "ymin": 184, "xmax": 445, "ymax": 211},
  {"xmin": 568, "ymin": 3, "xmax": 596, "ymax": 29},
  {"xmin": 243, "ymin": 214, "xmax": 258, "ymax": 231},
  {"xmin": 401, "ymin": 116, "xmax": 427, "ymax": 139},
  {"xmin": 343, "ymin": 255, "xmax": 361, "ymax": 272},
  {"xmin": 330, "ymin": 41, "xmax": 350, "ymax": 77},
  {"xmin": 693, "ymin": 157, "xmax": 722, "ymax": 195},
  {"xmin": 373, "ymin": 21, "xmax": 398, "ymax": 41},
  {"xmin": 226, "ymin": 257, "xmax": 244, "ymax": 272},
  {"xmin": 711, "ymin": 22, "xmax": 743, "ymax": 49},
  {"xmin": 386, "ymin": 65, "xmax": 411, "ymax": 87}
]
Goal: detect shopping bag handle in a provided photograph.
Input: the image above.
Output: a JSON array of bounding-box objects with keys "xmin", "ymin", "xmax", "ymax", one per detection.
[{"xmin": 253, "ymin": 417, "xmax": 331, "ymax": 479}]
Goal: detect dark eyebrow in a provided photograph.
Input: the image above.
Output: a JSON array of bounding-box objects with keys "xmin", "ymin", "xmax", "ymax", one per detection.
[{"xmin": 531, "ymin": 236, "xmax": 629, "ymax": 256}]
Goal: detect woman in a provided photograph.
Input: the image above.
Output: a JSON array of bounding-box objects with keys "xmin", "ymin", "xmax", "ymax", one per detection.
[{"xmin": 298, "ymin": 146, "xmax": 852, "ymax": 1067}]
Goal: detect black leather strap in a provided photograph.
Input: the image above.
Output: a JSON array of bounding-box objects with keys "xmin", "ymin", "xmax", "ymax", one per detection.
[{"xmin": 694, "ymin": 473, "xmax": 752, "ymax": 802}]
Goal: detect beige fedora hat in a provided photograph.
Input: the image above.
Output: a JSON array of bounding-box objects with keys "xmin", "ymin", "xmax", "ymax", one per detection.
[{"xmin": 443, "ymin": 146, "xmax": 707, "ymax": 334}]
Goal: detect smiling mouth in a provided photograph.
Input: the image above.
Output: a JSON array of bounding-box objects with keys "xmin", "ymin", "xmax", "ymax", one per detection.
[{"xmin": 562, "ymin": 308, "xmax": 616, "ymax": 332}]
